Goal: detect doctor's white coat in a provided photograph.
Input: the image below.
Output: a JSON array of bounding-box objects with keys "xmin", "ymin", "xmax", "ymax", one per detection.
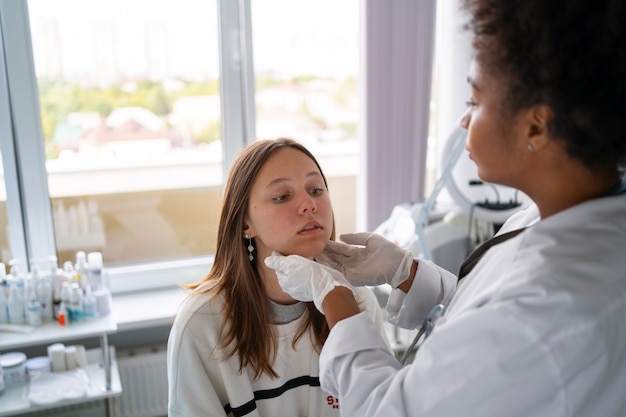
[{"xmin": 320, "ymin": 191, "xmax": 626, "ymax": 416}]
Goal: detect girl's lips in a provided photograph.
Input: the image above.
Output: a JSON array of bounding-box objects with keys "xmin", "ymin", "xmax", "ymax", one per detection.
[{"xmin": 299, "ymin": 222, "xmax": 322, "ymax": 234}]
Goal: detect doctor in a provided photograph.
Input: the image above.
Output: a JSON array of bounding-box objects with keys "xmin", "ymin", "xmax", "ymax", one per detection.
[{"xmin": 265, "ymin": 0, "xmax": 626, "ymax": 415}]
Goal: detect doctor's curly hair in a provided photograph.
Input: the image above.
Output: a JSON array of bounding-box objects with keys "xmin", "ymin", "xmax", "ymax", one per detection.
[{"xmin": 461, "ymin": 0, "xmax": 626, "ymax": 177}]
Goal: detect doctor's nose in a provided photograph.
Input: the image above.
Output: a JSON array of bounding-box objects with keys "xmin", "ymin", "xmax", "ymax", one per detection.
[{"xmin": 460, "ymin": 109, "xmax": 470, "ymax": 130}]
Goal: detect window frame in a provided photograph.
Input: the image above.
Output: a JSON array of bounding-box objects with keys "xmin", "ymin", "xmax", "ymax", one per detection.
[
  {"xmin": 0, "ymin": 0, "xmax": 442, "ymax": 294},
  {"xmin": 0, "ymin": 0, "xmax": 255, "ymax": 291}
]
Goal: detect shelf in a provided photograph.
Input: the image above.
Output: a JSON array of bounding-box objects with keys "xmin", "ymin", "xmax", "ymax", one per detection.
[
  {"xmin": 0, "ymin": 315, "xmax": 117, "ymax": 351},
  {"xmin": 0, "ymin": 347, "xmax": 122, "ymax": 416}
]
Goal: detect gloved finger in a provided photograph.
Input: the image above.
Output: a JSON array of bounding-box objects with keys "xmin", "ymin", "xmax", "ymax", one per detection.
[
  {"xmin": 313, "ymin": 250, "xmax": 335, "ymax": 266},
  {"xmin": 338, "ymin": 232, "xmax": 374, "ymax": 247},
  {"xmin": 264, "ymin": 254, "xmax": 292, "ymax": 274},
  {"xmin": 265, "ymin": 254, "xmax": 304, "ymax": 274},
  {"xmin": 265, "ymin": 252, "xmax": 315, "ymax": 274},
  {"xmin": 322, "ymin": 240, "xmax": 356, "ymax": 258},
  {"xmin": 314, "ymin": 251, "xmax": 346, "ymax": 274}
]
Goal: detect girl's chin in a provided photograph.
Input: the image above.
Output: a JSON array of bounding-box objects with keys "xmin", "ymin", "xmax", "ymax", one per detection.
[
  {"xmin": 282, "ymin": 248, "xmax": 323, "ymax": 259},
  {"xmin": 277, "ymin": 241, "xmax": 327, "ymax": 259},
  {"xmin": 282, "ymin": 251, "xmax": 316, "ymax": 259}
]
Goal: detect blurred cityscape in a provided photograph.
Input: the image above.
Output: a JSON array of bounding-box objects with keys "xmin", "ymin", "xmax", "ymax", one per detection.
[
  {"xmin": 28, "ymin": 0, "xmax": 359, "ymax": 162},
  {"xmin": 9, "ymin": 0, "xmax": 361, "ymax": 266}
]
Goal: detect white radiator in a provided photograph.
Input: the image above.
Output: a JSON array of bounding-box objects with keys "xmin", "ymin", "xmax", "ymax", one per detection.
[{"xmin": 115, "ymin": 345, "xmax": 168, "ymax": 417}]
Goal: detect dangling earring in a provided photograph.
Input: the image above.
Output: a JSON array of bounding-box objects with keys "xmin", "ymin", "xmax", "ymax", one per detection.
[{"xmin": 245, "ymin": 235, "xmax": 254, "ymax": 261}]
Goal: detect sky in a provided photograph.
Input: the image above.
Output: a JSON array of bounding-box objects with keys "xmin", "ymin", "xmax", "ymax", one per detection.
[{"xmin": 27, "ymin": 0, "xmax": 359, "ymax": 82}]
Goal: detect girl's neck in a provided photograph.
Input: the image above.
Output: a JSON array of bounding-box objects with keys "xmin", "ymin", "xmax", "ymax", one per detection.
[{"xmin": 257, "ymin": 262, "xmax": 299, "ymax": 305}]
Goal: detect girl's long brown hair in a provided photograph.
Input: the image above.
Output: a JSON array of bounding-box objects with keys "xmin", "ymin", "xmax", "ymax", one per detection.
[{"xmin": 185, "ymin": 137, "xmax": 332, "ymax": 379}]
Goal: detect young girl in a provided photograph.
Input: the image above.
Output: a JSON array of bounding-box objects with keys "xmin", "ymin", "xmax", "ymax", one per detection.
[{"xmin": 167, "ymin": 137, "xmax": 389, "ymax": 417}]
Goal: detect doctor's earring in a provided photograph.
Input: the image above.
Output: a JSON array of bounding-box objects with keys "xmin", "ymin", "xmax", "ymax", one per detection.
[
  {"xmin": 245, "ymin": 235, "xmax": 255, "ymax": 261},
  {"xmin": 528, "ymin": 143, "xmax": 535, "ymax": 151}
]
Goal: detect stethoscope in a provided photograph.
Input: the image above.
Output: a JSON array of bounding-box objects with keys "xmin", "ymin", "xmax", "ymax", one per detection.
[{"xmin": 400, "ymin": 303, "xmax": 445, "ymax": 365}]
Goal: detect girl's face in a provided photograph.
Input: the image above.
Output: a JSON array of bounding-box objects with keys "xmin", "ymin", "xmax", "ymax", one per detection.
[
  {"xmin": 245, "ymin": 147, "xmax": 333, "ymax": 263},
  {"xmin": 459, "ymin": 58, "xmax": 529, "ymax": 188}
]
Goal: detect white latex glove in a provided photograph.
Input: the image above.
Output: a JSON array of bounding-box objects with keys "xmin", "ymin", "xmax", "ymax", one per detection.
[
  {"xmin": 264, "ymin": 252, "xmax": 355, "ymax": 314},
  {"xmin": 314, "ymin": 232, "xmax": 414, "ymax": 288}
]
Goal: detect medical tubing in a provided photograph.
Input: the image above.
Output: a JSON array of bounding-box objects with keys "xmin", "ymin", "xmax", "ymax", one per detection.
[{"xmin": 400, "ymin": 304, "xmax": 445, "ymax": 365}]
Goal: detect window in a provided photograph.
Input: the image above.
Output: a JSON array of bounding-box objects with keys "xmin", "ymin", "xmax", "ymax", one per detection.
[
  {"xmin": 250, "ymin": 0, "xmax": 360, "ymax": 236},
  {"xmin": 0, "ymin": 44, "xmax": 25, "ymax": 264},
  {"xmin": 27, "ymin": 0, "xmax": 222, "ymax": 269},
  {"xmin": 0, "ymin": 150, "xmax": 19, "ymax": 266},
  {"xmin": 0, "ymin": 0, "xmax": 361, "ymax": 291}
]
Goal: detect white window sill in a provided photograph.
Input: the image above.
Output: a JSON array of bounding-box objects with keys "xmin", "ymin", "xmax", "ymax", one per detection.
[{"xmin": 111, "ymin": 286, "xmax": 188, "ymax": 332}]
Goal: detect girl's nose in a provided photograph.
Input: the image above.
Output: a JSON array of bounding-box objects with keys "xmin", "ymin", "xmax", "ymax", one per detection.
[{"xmin": 300, "ymin": 195, "xmax": 317, "ymax": 214}]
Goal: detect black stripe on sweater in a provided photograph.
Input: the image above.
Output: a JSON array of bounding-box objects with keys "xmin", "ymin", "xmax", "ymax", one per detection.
[{"xmin": 223, "ymin": 375, "xmax": 321, "ymax": 416}]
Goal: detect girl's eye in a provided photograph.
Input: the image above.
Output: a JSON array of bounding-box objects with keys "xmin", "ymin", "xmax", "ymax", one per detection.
[
  {"xmin": 273, "ymin": 194, "xmax": 288, "ymax": 202},
  {"xmin": 465, "ymin": 99, "xmax": 477, "ymax": 108},
  {"xmin": 310, "ymin": 188, "xmax": 324, "ymax": 196}
]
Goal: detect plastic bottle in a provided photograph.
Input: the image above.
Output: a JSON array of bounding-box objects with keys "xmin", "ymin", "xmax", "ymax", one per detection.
[
  {"xmin": 57, "ymin": 301, "xmax": 66, "ymax": 326},
  {"xmin": 0, "ymin": 284, "xmax": 8, "ymax": 324},
  {"xmin": 7, "ymin": 280, "xmax": 25, "ymax": 325},
  {"xmin": 54, "ymin": 202, "xmax": 70, "ymax": 239},
  {"xmin": 26, "ymin": 285, "xmax": 42, "ymax": 326},
  {"xmin": 68, "ymin": 205, "xmax": 78, "ymax": 237},
  {"xmin": 47, "ymin": 264, "xmax": 63, "ymax": 320},
  {"xmin": 70, "ymin": 283, "xmax": 83, "ymax": 323},
  {"xmin": 74, "ymin": 251, "xmax": 89, "ymax": 290},
  {"xmin": 60, "ymin": 281, "xmax": 72, "ymax": 323},
  {"xmin": 87, "ymin": 200, "xmax": 104, "ymax": 236},
  {"xmin": 62, "ymin": 261, "xmax": 77, "ymax": 285},
  {"xmin": 87, "ymin": 252, "xmax": 103, "ymax": 291},
  {"xmin": 0, "ymin": 263, "xmax": 8, "ymax": 324},
  {"xmin": 83, "ymin": 285, "xmax": 97, "ymax": 320},
  {"xmin": 88, "ymin": 252, "xmax": 110, "ymax": 316},
  {"xmin": 36, "ymin": 266, "xmax": 53, "ymax": 322},
  {"xmin": 76, "ymin": 200, "xmax": 89, "ymax": 237},
  {"xmin": 8, "ymin": 266, "xmax": 26, "ymax": 323}
]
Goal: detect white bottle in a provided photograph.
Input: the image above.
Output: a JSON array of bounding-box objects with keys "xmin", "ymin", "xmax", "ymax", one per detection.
[
  {"xmin": 76, "ymin": 200, "xmax": 89, "ymax": 237},
  {"xmin": 62, "ymin": 261, "xmax": 77, "ymax": 285},
  {"xmin": 87, "ymin": 200, "xmax": 104, "ymax": 236},
  {"xmin": 0, "ymin": 285, "xmax": 8, "ymax": 324},
  {"xmin": 83, "ymin": 285, "xmax": 97, "ymax": 320},
  {"xmin": 87, "ymin": 252, "xmax": 103, "ymax": 291},
  {"xmin": 36, "ymin": 268, "xmax": 54, "ymax": 322},
  {"xmin": 74, "ymin": 251, "xmax": 89, "ymax": 290},
  {"xmin": 48, "ymin": 264, "xmax": 63, "ymax": 291},
  {"xmin": 0, "ymin": 263, "xmax": 8, "ymax": 323},
  {"xmin": 70, "ymin": 283, "xmax": 83, "ymax": 323},
  {"xmin": 54, "ymin": 202, "xmax": 70, "ymax": 239},
  {"xmin": 7, "ymin": 280, "xmax": 25, "ymax": 324},
  {"xmin": 88, "ymin": 252, "xmax": 110, "ymax": 316},
  {"xmin": 26, "ymin": 285, "xmax": 42, "ymax": 326},
  {"xmin": 68, "ymin": 205, "xmax": 79, "ymax": 237}
]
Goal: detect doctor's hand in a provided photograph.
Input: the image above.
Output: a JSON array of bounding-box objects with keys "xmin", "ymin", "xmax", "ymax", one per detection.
[
  {"xmin": 265, "ymin": 252, "xmax": 356, "ymax": 314},
  {"xmin": 315, "ymin": 232, "xmax": 414, "ymax": 288}
]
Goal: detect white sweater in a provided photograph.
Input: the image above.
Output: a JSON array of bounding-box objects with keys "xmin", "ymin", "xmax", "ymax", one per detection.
[{"xmin": 167, "ymin": 286, "xmax": 388, "ymax": 417}]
